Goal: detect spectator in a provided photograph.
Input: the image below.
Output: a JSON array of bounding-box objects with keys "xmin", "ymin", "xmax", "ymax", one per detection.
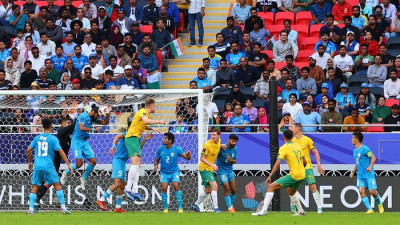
[
  {"xmin": 278, "ymin": 68, "xmax": 297, "ymax": 91},
  {"xmin": 295, "ymin": 102, "xmax": 321, "ymax": 132},
  {"xmin": 311, "ymin": 44, "xmax": 332, "ymax": 70},
  {"xmin": 152, "ymin": 19, "xmax": 171, "ymax": 70},
  {"xmin": 365, "ymin": 15, "xmax": 384, "ymax": 45},
  {"xmin": 62, "ymin": 32, "xmax": 77, "ymax": 57},
  {"xmin": 340, "ymin": 31, "xmax": 359, "ymax": 60},
  {"xmin": 372, "ymin": 97, "xmax": 392, "ymax": 123},
  {"xmin": 268, "ymin": 60, "xmax": 282, "ymax": 80},
  {"xmin": 355, "ymin": 93, "xmax": 372, "ymax": 122},
  {"xmin": 281, "ymin": 79, "xmax": 299, "ymax": 102},
  {"xmin": 279, "ymin": 112, "xmax": 293, "ymax": 131},
  {"xmin": 273, "ymin": 30, "xmax": 298, "ymax": 63},
  {"xmin": 155, "ymin": 5, "xmax": 175, "ymax": 35},
  {"xmin": 277, "ymin": 0, "xmax": 294, "ymax": 12},
  {"xmin": 248, "ymin": 43, "xmax": 268, "ymax": 73},
  {"xmin": 306, "ymin": 94, "xmax": 317, "ymax": 112},
  {"xmin": 4, "ymin": 58, "xmax": 19, "ymax": 86},
  {"xmin": 281, "ymin": 55, "xmax": 301, "ymax": 82},
  {"xmin": 83, "ymin": 55, "xmax": 104, "ymax": 80},
  {"xmin": 311, "ymin": 0, "xmax": 332, "ymax": 25},
  {"xmin": 317, "ymin": 94, "xmax": 329, "ymax": 115},
  {"xmin": 116, "ymin": 45, "xmax": 132, "ymax": 69},
  {"xmin": 320, "ymin": 14, "xmax": 341, "ymax": 45},
  {"xmin": 222, "ymin": 102, "xmax": 234, "ymax": 125},
  {"xmin": 236, "ymin": 57, "xmax": 259, "ymax": 87},
  {"xmin": 253, "ymin": 107, "xmax": 268, "ymax": 132},
  {"xmin": 55, "ymin": 9, "xmax": 72, "ymax": 35},
  {"xmin": 340, "ymin": 16, "xmax": 361, "ymax": 42},
  {"xmin": 124, "ymin": 0, "xmax": 143, "ymax": 24},
  {"xmin": 138, "ymin": 33, "xmax": 158, "ymax": 55},
  {"xmin": 355, "ymin": 43, "xmax": 374, "ymax": 76},
  {"xmin": 132, "ymin": 58, "xmax": 148, "ymax": 89},
  {"xmin": 308, "ymin": 56, "xmax": 325, "ymax": 89},
  {"xmin": 213, "ymin": 33, "xmax": 231, "ymax": 59},
  {"xmin": 359, "ymin": 0, "xmax": 373, "ymax": 15},
  {"xmin": 71, "ymin": 45, "xmax": 89, "ymax": 72},
  {"xmin": 162, "ymin": 0, "xmax": 180, "ymax": 28},
  {"xmin": 206, "ymin": 45, "xmax": 221, "ymax": 71},
  {"xmin": 143, "ymin": 0, "xmax": 160, "ymax": 25},
  {"xmin": 323, "ymin": 67, "xmax": 342, "ymax": 97},
  {"xmin": 297, "ymin": 67, "xmax": 317, "ymax": 100},
  {"xmin": 226, "ymin": 83, "xmax": 247, "ymax": 107},
  {"xmin": 60, "ymin": 59, "xmax": 81, "ymax": 81},
  {"xmin": 333, "ymin": 45, "xmax": 354, "ymax": 79},
  {"xmin": 174, "ymin": 0, "xmax": 189, "ymax": 33},
  {"xmin": 216, "ymin": 58, "xmax": 235, "ymax": 88},
  {"xmin": 113, "ymin": 8, "xmax": 134, "ymax": 36},
  {"xmin": 31, "ymin": 115, "xmax": 43, "ymax": 133},
  {"xmin": 168, "ymin": 114, "xmax": 189, "ymax": 133},
  {"xmin": 97, "ymin": 6, "xmax": 112, "ymax": 33},
  {"xmin": 81, "ymin": 67, "xmax": 97, "ymax": 89},
  {"xmin": 105, "ymin": 55, "xmax": 124, "ymax": 81},
  {"xmin": 336, "ymin": 83, "xmax": 355, "ymax": 116},
  {"xmin": 343, "ymin": 108, "xmax": 365, "ymax": 132},
  {"xmin": 332, "ymin": 0, "xmax": 353, "ymax": 24},
  {"xmin": 367, "ymin": 55, "xmax": 387, "ymax": 88},
  {"xmin": 58, "ymin": 0, "xmax": 77, "ymax": 20},
  {"xmin": 104, "ymin": 0, "xmax": 120, "ymax": 22},
  {"xmin": 74, "ymin": 8, "xmax": 91, "ymax": 33},
  {"xmin": 242, "ymin": 98, "xmax": 258, "ymax": 123},
  {"xmin": 81, "ymin": 33, "xmax": 97, "ymax": 57},
  {"xmin": 282, "ymin": 20, "xmax": 298, "ymax": 45},
  {"xmin": 10, "ymin": 5, "xmax": 31, "ymax": 35},
  {"xmin": 226, "ymin": 41, "xmax": 247, "ymax": 71},
  {"xmin": 249, "ymin": 22, "xmax": 270, "ymax": 50},
  {"xmin": 20, "ymin": 60, "xmax": 38, "ymax": 89},
  {"xmin": 103, "ymin": 70, "xmax": 116, "ymax": 89},
  {"xmin": 351, "ymin": 6, "xmax": 367, "ymax": 31},
  {"xmin": 138, "ymin": 46, "xmax": 161, "ymax": 88},
  {"xmin": 202, "ymin": 58, "xmax": 216, "ymax": 88},
  {"xmin": 0, "ymin": 41, "xmax": 10, "ymax": 70},
  {"xmin": 321, "ymin": 98, "xmax": 343, "ymax": 132},
  {"xmin": 37, "ymin": 32, "xmax": 56, "ymax": 59},
  {"xmin": 241, "ymin": 31, "xmax": 253, "ymax": 57},
  {"xmin": 35, "ymin": 68, "xmax": 53, "ymax": 89},
  {"xmin": 10, "ymin": 108, "xmax": 30, "ymax": 133},
  {"xmin": 0, "ymin": 0, "xmax": 12, "ymax": 26},
  {"xmin": 379, "ymin": 44, "xmax": 394, "ymax": 68},
  {"xmin": 13, "ymin": 30, "xmax": 25, "ymax": 50},
  {"xmin": 388, "ymin": 6, "xmax": 400, "ymax": 40},
  {"xmin": 71, "ymin": 78, "xmax": 81, "ymax": 90},
  {"xmin": 44, "ymin": 18, "xmax": 63, "ymax": 45},
  {"xmin": 89, "ymin": 21, "xmax": 106, "ymax": 45},
  {"xmin": 315, "ymin": 32, "xmax": 336, "ymax": 58},
  {"xmin": 293, "ymin": 0, "xmax": 312, "ymax": 13},
  {"xmin": 244, "ymin": 7, "xmax": 264, "ymax": 32},
  {"xmin": 383, "ymin": 104, "xmax": 400, "ymax": 132},
  {"xmin": 58, "ymin": 72, "xmax": 72, "ymax": 90},
  {"xmin": 122, "ymin": 33, "xmax": 138, "ymax": 59},
  {"xmin": 116, "ymin": 65, "xmax": 140, "ymax": 90},
  {"xmin": 50, "ymin": 46, "xmax": 68, "ymax": 73},
  {"xmin": 102, "ymin": 38, "xmax": 117, "ymax": 58},
  {"xmin": 227, "ymin": 104, "xmax": 251, "ymax": 132},
  {"xmin": 254, "ymin": 69, "xmax": 270, "ymax": 101},
  {"xmin": 327, "ymin": 52, "xmax": 345, "ymax": 80},
  {"xmin": 24, "ymin": 22, "xmax": 40, "ymax": 44},
  {"xmin": 93, "ymin": 44, "xmax": 109, "ymax": 68},
  {"xmin": 384, "ymin": 69, "xmax": 400, "ymax": 99},
  {"xmin": 256, "ymin": 0, "xmax": 277, "ymax": 13},
  {"xmin": 78, "ymin": 0, "xmax": 96, "ymax": 21},
  {"xmin": 70, "ymin": 20, "xmax": 85, "ymax": 45},
  {"xmin": 44, "ymin": 59, "xmax": 60, "ymax": 85},
  {"xmin": 221, "ymin": 16, "xmax": 243, "ymax": 45},
  {"xmin": 380, "ymin": 0, "xmax": 396, "ymax": 23},
  {"xmin": 282, "ymin": 93, "xmax": 303, "ymax": 120},
  {"xmin": 6, "ymin": 48, "xmax": 24, "ymax": 73},
  {"xmin": 232, "ymin": 0, "xmax": 251, "ymax": 25},
  {"xmin": 357, "ymin": 83, "xmax": 376, "ymax": 110},
  {"xmin": 192, "ymin": 67, "xmax": 211, "ymax": 93},
  {"xmin": 29, "ymin": 47, "xmax": 46, "ymax": 74},
  {"xmin": 109, "ymin": 25, "xmax": 124, "ymax": 47}
]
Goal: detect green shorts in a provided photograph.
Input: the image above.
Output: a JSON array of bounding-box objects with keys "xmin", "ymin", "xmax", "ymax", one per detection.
[
  {"xmin": 200, "ymin": 170, "xmax": 216, "ymax": 188},
  {"xmin": 305, "ymin": 168, "xmax": 316, "ymax": 185},
  {"xmin": 276, "ymin": 175, "xmax": 304, "ymax": 190},
  {"xmin": 125, "ymin": 136, "xmax": 142, "ymax": 157}
]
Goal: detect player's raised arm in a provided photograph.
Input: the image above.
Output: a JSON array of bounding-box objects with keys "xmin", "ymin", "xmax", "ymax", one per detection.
[
  {"xmin": 141, "ymin": 133, "xmax": 154, "ymax": 149},
  {"xmin": 142, "ymin": 115, "xmax": 166, "ymax": 126},
  {"xmin": 27, "ymin": 146, "xmax": 34, "ymax": 172},
  {"xmin": 312, "ymin": 148, "xmax": 325, "ymax": 175},
  {"xmin": 109, "ymin": 134, "xmax": 125, "ymax": 155},
  {"xmin": 57, "ymin": 149, "xmax": 74, "ymax": 174}
]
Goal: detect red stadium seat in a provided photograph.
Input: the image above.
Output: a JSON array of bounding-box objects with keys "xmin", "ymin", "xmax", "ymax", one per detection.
[
  {"xmin": 291, "ymin": 25, "xmax": 308, "ymax": 46},
  {"xmin": 258, "ymin": 12, "xmax": 274, "ymax": 26},
  {"xmin": 297, "ymin": 50, "xmax": 315, "ymax": 62},
  {"xmin": 310, "ymin": 24, "xmax": 325, "ymax": 37},
  {"xmin": 72, "ymin": 1, "xmax": 83, "ymax": 8},
  {"xmin": 385, "ymin": 99, "xmax": 400, "ymax": 107},
  {"xmin": 366, "ymin": 124, "xmax": 385, "ymax": 132},
  {"xmin": 13, "ymin": 1, "xmax": 24, "ymax": 6},
  {"xmin": 54, "ymin": 1, "xmax": 64, "ymax": 6},
  {"xmin": 267, "ymin": 25, "xmax": 284, "ymax": 39},
  {"xmin": 347, "ymin": 0, "xmax": 359, "ymax": 7},
  {"xmin": 239, "ymin": 24, "xmax": 244, "ymax": 31},
  {"xmin": 275, "ymin": 12, "xmax": 294, "ymax": 25},
  {"xmin": 275, "ymin": 62, "xmax": 286, "ymax": 70},
  {"xmin": 302, "ymin": 37, "xmax": 320, "ymax": 50},
  {"xmin": 178, "ymin": 12, "xmax": 183, "ymax": 32},
  {"xmin": 337, "ymin": 23, "xmax": 345, "ymax": 29},
  {"xmin": 295, "ymin": 11, "xmax": 312, "ymax": 25},
  {"xmin": 36, "ymin": 1, "xmax": 49, "ymax": 8},
  {"xmin": 157, "ymin": 51, "xmax": 162, "ymax": 70},
  {"xmin": 140, "ymin": 25, "xmax": 153, "ymax": 34},
  {"xmin": 62, "ymin": 37, "xmax": 66, "ymax": 43},
  {"xmin": 261, "ymin": 50, "xmax": 273, "ymax": 59},
  {"xmin": 293, "ymin": 62, "xmax": 309, "ymax": 70}
]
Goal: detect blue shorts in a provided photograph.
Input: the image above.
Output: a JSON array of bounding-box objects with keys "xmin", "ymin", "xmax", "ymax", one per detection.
[
  {"xmin": 160, "ymin": 171, "xmax": 180, "ymax": 184},
  {"xmin": 71, "ymin": 139, "xmax": 95, "ymax": 160},
  {"xmin": 112, "ymin": 158, "xmax": 127, "ymax": 181},
  {"xmin": 32, "ymin": 169, "xmax": 59, "ymax": 186},
  {"xmin": 357, "ymin": 177, "xmax": 377, "ymax": 190},
  {"xmin": 217, "ymin": 171, "xmax": 235, "ymax": 185}
]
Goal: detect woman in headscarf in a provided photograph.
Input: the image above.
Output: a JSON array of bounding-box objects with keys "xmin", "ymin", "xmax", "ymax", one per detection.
[
  {"xmin": 254, "ymin": 107, "xmax": 269, "ymax": 132},
  {"xmin": 109, "ymin": 24, "xmax": 124, "ymax": 47},
  {"xmin": 4, "ymin": 58, "xmax": 20, "ymax": 87},
  {"xmin": 17, "ymin": 35, "xmax": 35, "ymax": 60},
  {"xmin": 225, "ymin": 83, "xmax": 247, "ymax": 107}
]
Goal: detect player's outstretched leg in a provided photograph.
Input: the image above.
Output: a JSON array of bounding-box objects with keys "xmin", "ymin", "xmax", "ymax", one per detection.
[
  {"xmin": 97, "ymin": 178, "xmax": 125, "ymax": 212},
  {"xmin": 288, "ymin": 190, "xmax": 305, "ymax": 216},
  {"xmin": 192, "ymin": 187, "xmax": 209, "ymax": 212},
  {"xmin": 125, "ymin": 156, "xmax": 144, "ymax": 202},
  {"xmin": 80, "ymin": 158, "xmax": 97, "ymax": 190},
  {"xmin": 60, "ymin": 162, "xmax": 79, "ymax": 185}
]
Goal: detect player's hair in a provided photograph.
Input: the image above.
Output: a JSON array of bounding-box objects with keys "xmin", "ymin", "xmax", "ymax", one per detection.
[
  {"xmin": 210, "ymin": 128, "xmax": 221, "ymax": 135},
  {"xmin": 92, "ymin": 105, "xmax": 100, "ymax": 113},
  {"xmin": 293, "ymin": 123, "xmax": 302, "ymax": 129},
  {"xmin": 283, "ymin": 129, "xmax": 293, "ymax": 140},
  {"xmin": 164, "ymin": 132, "xmax": 175, "ymax": 144},
  {"xmin": 353, "ymin": 132, "xmax": 364, "ymax": 142},
  {"xmin": 229, "ymin": 134, "xmax": 239, "ymax": 141},
  {"xmin": 42, "ymin": 118, "xmax": 52, "ymax": 129},
  {"xmin": 145, "ymin": 98, "xmax": 155, "ymax": 107},
  {"xmin": 61, "ymin": 118, "xmax": 71, "ymax": 125}
]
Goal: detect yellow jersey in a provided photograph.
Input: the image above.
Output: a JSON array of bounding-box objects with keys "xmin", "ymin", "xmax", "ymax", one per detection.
[
  {"xmin": 199, "ymin": 138, "xmax": 221, "ymax": 172},
  {"xmin": 277, "ymin": 141, "xmax": 306, "ymax": 180},
  {"xmin": 292, "ymin": 135, "xmax": 316, "ymax": 170},
  {"xmin": 126, "ymin": 108, "xmax": 150, "ymax": 138}
]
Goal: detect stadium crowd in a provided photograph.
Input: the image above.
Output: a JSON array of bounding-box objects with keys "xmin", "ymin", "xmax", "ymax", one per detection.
[{"xmin": 0, "ymin": 0, "xmax": 398, "ymax": 132}]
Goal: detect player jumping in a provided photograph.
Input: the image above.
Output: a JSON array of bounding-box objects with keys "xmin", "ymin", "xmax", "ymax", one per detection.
[
  {"xmin": 154, "ymin": 132, "xmax": 192, "ymax": 213},
  {"xmin": 252, "ymin": 129, "xmax": 306, "ymax": 216},
  {"xmin": 27, "ymin": 118, "xmax": 73, "ymax": 215},
  {"xmin": 60, "ymin": 105, "xmax": 110, "ymax": 190},
  {"xmin": 291, "ymin": 123, "xmax": 325, "ymax": 214},
  {"xmin": 216, "ymin": 134, "xmax": 238, "ymax": 213},
  {"xmin": 124, "ymin": 98, "xmax": 166, "ymax": 202},
  {"xmin": 350, "ymin": 132, "xmax": 384, "ymax": 214},
  {"xmin": 192, "ymin": 129, "xmax": 222, "ymax": 213},
  {"xmin": 97, "ymin": 118, "xmax": 154, "ymax": 213}
]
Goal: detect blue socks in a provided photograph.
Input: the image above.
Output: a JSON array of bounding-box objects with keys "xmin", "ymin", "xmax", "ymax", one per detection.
[
  {"xmin": 102, "ymin": 189, "xmax": 113, "ymax": 200},
  {"xmin": 116, "ymin": 195, "xmax": 123, "ymax": 208},
  {"xmin": 29, "ymin": 193, "xmax": 37, "ymax": 209},
  {"xmin": 374, "ymin": 194, "xmax": 382, "ymax": 205},
  {"xmin": 56, "ymin": 190, "xmax": 66, "ymax": 209},
  {"xmin": 83, "ymin": 164, "xmax": 95, "ymax": 180},
  {"xmin": 224, "ymin": 195, "xmax": 232, "ymax": 209},
  {"xmin": 64, "ymin": 164, "xmax": 77, "ymax": 175},
  {"xmin": 161, "ymin": 192, "xmax": 168, "ymax": 210},
  {"xmin": 362, "ymin": 196, "xmax": 372, "ymax": 210},
  {"xmin": 230, "ymin": 194, "xmax": 236, "ymax": 205},
  {"xmin": 175, "ymin": 190, "xmax": 183, "ymax": 209}
]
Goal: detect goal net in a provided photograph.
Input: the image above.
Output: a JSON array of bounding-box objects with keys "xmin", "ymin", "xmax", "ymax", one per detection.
[{"xmin": 0, "ymin": 89, "xmax": 213, "ymax": 211}]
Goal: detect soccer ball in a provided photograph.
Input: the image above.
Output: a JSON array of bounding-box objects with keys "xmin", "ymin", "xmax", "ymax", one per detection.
[{"xmin": 98, "ymin": 106, "xmax": 110, "ymax": 117}]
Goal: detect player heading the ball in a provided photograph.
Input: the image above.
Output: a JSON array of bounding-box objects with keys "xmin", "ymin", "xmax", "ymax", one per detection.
[{"xmin": 27, "ymin": 118, "xmax": 73, "ymax": 215}]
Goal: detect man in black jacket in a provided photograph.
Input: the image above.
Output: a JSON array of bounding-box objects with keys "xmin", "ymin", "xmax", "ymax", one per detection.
[
  {"xmin": 143, "ymin": 0, "xmax": 159, "ymax": 25},
  {"xmin": 384, "ymin": 104, "xmax": 400, "ymax": 132}
]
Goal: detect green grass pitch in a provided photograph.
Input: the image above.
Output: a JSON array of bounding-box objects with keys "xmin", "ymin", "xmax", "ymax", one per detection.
[{"xmin": 2, "ymin": 212, "xmax": 400, "ymax": 225}]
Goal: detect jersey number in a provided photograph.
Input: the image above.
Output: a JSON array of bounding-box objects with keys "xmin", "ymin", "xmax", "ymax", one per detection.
[
  {"xmin": 37, "ymin": 141, "xmax": 48, "ymax": 157},
  {"xmin": 166, "ymin": 156, "xmax": 170, "ymax": 164},
  {"xmin": 292, "ymin": 150, "xmax": 302, "ymax": 164}
]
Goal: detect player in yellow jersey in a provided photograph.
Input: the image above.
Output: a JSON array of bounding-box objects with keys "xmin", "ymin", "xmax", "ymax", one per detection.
[
  {"xmin": 291, "ymin": 123, "xmax": 325, "ymax": 214},
  {"xmin": 252, "ymin": 129, "xmax": 307, "ymax": 216},
  {"xmin": 124, "ymin": 98, "xmax": 166, "ymax": 201},
  {"xmin": 192, "ymin": 129, "xmax": 222, "ymax": 213}
]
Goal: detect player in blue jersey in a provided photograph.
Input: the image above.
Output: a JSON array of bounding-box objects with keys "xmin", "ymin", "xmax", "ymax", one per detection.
[
  {"xmin": 216, "ymin": 134, "xmax": 238, "ymax": 213},
  {"xmin": 154, "ymin": 132, "xmax": 192, "ymax": 213},
  {"xmin": 96, "ymin": 118, "xmax": 154, "ymax": 212},
  {"xmin": 27, "ymin": 118, "xmax": 74, "ymax": 215},
  {"xmin": 350, "ymin": 132, "xmax": 384, "ymax": 214},
  {"xmin": 60, "ymin": 105, "xmax": 110, "ymax": 190}
]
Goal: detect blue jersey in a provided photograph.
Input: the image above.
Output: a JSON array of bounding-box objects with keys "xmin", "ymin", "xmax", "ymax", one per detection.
[
  {"xmin": 50, "ymin": 55, "xmax": 68, "ymax": 72},
  {"xmin": 156, "ymin": 145, "xmax": 184, "ymax": 174},
  {"xmin": 71, "ymin": 55, "xmax": 89, "ymax": 72},
  {"xmin": 216, "ymin": 145, "xmax": 238, "ymax": 173},
  {"xmin": 353, "ymin": 145, "xmax": 375, "ymax": 179},
  {"xmin": 226, "ymin": 52, "xmax": 247, "ymax": 66},
  {"xmin": 114, "ymin": 132, "xmax": 129, "ymax": 161},
  {"xmin": 72, "ymin": 112, "xmax": 95, "ymax": 139},
  {"xmin": 29, "ymin": 133, "xmax": 62, "ymax": 171}
]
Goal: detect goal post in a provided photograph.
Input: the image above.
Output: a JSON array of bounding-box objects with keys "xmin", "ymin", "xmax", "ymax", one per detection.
[{"xmin": 0, "ymin": 89, "xmax": 213, "ymax": 211}]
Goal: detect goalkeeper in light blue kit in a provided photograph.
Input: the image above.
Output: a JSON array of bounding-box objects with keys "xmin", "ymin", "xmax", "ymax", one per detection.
[
  {"xmin": 27, "ymin": 118, "xmax": 74, "ymax": 215},
  {"xmin": 216, "ymin": 134, "xmax": 238, "ymax": 213},
  {"xmin": 350, "ymin": 132, "xmax": 384, "ymax": 214},
  {"xmin": 154, "ymin": 132, "xmax": 192, "ymax": 213}
]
